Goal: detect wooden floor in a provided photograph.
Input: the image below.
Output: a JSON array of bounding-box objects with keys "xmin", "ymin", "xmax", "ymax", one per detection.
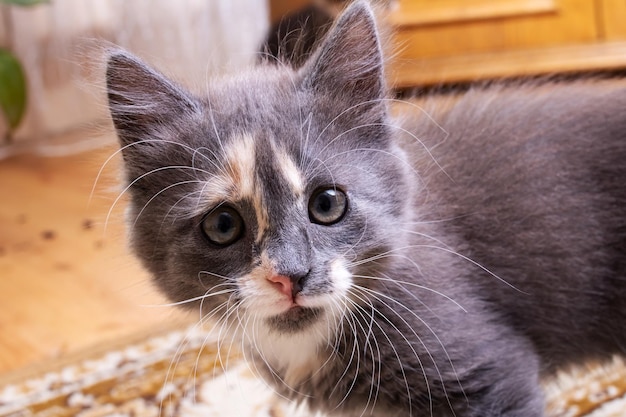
[{"xmin": 0, "ymin": 140, "xmax": 188, "ymax": 375}]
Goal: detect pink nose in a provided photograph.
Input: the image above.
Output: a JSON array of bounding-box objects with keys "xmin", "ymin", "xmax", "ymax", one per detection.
[{"xmin": 267, "ymin": 274, "xmax": 294, "ymax": 299}]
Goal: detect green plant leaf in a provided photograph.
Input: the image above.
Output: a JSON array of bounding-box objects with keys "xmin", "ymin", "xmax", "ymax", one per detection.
[
  {"xmin": 0, "ymin": 48, "xmax": 27, "ymax": 130},
  {"xmin": 0, "ymin": 0, "xmax": 49, "ymax": 6}
]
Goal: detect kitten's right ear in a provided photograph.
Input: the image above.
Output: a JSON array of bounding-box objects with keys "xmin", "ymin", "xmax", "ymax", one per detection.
[
  {"xmin": 302, "ymin": 1, "xmax": 385, "ymax": 106},
  {"xmin": 106, "ymin": 51, "xmax": 200, "ymax": 146}
]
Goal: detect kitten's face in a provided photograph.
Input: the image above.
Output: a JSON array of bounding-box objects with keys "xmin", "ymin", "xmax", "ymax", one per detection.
[{"xmin": 107, "ymin": 2, "xmax": 408, "ymax": 372}]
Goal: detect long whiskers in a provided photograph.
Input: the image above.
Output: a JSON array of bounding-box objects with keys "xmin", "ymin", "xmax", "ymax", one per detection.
[
  {"xmin": 240, "ymin": 311, "xmax": 311, "ymax": 399},
  {"xmin": 158, "ymin": 296, "xmax": 233, "ymax": 416},
  {"xmin": 352, "ymin": 273, "xmax": 466, "ymax": 313},
  {"xmin": 91, "ymin": 139, "xmax": 221, "ymax": 205},
  {"xmin": 331, "ymin": 295, "xmax": 382, "ymax": 416},
  {"xmin": 352, "ymin": 284, "xmax": 465, "ymax": 416},
  {"xmin": 346, "ymin": 241, "xmax": 523, "ymax": 293},
  {"xmin": 140, "ymin": 288, "xmax": 235, "ymax": 308},
  {"xmin": 344, "ymin": 290, "xmax": 419, "ymax": 417}
]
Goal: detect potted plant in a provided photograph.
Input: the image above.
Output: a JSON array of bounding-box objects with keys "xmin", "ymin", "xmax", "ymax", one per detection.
[{"xmin": 0, "ymin": 0, "xmax": 49, "ymax": 143}]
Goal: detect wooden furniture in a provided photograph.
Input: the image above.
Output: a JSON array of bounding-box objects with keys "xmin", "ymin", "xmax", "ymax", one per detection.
[
  {"xmin": 389, "ymin": 0, "xmax": 626, "ymax": 87},
  {"xmin": 270, "ymin": 0, "xmax": 626, "ymax": 88},
  {"xmin": 0, "ymin": 144, "xmax": 188, "ymax": 374}
]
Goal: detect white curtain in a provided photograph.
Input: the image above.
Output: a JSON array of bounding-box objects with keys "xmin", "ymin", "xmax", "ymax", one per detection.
[{"xmin": 0, "ymin": 0, "xmax": 269, "ymax": 150}]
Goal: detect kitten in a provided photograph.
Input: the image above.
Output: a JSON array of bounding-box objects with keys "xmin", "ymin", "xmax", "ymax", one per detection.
[{"xmin": 106, "ymin": 1, "xmax": 626, "ymax": 416}]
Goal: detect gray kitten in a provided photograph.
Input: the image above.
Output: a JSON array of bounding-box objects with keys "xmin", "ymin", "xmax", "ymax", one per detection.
[{"xmin": 106, "ymin": 2, "xmax": 626, "ymax": 416}]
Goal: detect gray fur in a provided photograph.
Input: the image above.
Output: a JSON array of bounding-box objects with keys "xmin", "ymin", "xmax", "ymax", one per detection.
[{"xmin": 106, "ymin": 2, "xmax": 626, "ymax": 416}]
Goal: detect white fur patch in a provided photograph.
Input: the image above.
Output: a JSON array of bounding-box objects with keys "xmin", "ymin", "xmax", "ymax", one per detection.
[
  {"xmin": 237, "ymin": 256, "xmax": 354, "ymax": 386},
  {"xmin": 330, "ymin": 258, "xmax": 353, "ymax": 294},
  {"xmin": 275, "ymin": 145, "xmax": 305, "ymax": 197},
  {"xmin": 224, "ymin": 134, "xmax": 256, "ymax": 199},
  {"xmin": 190, "ymin": 135, "xmax": 255, "ymax": 210},
  {"xmin": 237, "ymin": 253, "xmax": 328, "ymax": 386},
  {"xmin": 224, "ymin": 134, "xmax": 269, "ymax": 241}
]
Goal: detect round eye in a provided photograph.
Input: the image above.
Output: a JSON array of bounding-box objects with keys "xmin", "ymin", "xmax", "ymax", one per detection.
[
  {"xmin": 201, "ymin": 206, "xmax": 244, "ymax": 246},
  {"xmin": 308, "ymin": 188, "xmax": 348, "ymax": 225}
]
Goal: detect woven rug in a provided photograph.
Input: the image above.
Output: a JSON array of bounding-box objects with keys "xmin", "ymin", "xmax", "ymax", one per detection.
[{"xmin": 1, "ymin": 326, "xmax": 625, "ymax": 417}]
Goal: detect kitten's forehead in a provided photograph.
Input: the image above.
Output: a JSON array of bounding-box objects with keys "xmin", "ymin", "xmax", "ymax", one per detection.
[
  {"xmin": 271, "ymin": 141, "xmax": 305, "ymax": 197},
  {"xmin": 224, "ymin": 133, "xmax": 257, "ymax": 199},
  {"xmin": 208, "ymin": 67, "xmax": 301, "ymax": 116},
  {"xmin": 202, "ymin": 131, "xmax": 306, "ymax": 242}
]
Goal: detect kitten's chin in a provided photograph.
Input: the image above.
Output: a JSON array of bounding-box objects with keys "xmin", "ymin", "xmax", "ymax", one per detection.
[{"xmin": 265, "ymin": 306, "xmax": 323, "ymax": 333}]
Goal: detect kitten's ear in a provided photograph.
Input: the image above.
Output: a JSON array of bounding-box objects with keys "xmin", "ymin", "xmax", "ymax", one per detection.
[
  {"xmin": 106, "ymin": 51, "xmax": 200, "ymax": 146},
  {"xmin": 302, "ymin": 1, "xmax": 385, "ymax": 104}
]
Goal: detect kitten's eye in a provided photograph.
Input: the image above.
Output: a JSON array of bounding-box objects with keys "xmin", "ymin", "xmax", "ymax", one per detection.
[
  {"xmin": 308, "ymin": 188, "xmax": 348, "ymax": 225},
  {"xmin": 201, "ymin": 206, "xmax": 244, "ymax": 246}
]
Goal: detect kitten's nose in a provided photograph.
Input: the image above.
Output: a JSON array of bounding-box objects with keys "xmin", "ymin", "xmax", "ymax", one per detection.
[{"xmin": 267, "ymin": 274, "xmax": 304, "ymax": 299}]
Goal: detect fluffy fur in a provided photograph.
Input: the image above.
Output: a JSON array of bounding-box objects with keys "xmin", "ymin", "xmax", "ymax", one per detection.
[{"xmin": 106, "ymin": 2, "xmax": 626, "ymax": 416}]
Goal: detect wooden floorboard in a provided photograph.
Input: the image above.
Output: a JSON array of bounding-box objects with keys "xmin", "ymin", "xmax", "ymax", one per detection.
[{"xmin": 0, "ymin": 141, "xmax": 188, "ymax": 374}]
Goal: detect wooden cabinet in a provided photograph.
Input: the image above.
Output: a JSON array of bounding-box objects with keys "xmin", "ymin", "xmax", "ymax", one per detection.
[
  {"xmin": 388, "ymin": 0, "xmax": 626, "ymax": 87},
  {"xmin": 269, "ymin": 0, "xmax": 626, "ymax": 88},
  {"xmin": 602, "ymin": 0, "xmax": 626, "ymax": 41}
]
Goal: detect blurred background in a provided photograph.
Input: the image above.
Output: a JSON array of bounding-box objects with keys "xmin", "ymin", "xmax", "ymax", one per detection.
[
  {"xmin": 1, "ymin": 0, "xmax": 626, "ymax": 376},
  {"xmin": 0, "ymin": 0, "xmax": 268, "ymax": 152}
]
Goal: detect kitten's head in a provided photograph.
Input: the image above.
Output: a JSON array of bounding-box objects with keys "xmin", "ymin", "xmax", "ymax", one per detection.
[{"xmin": 107, "ymin": 1, "xmax": 411, "ymax": 370}]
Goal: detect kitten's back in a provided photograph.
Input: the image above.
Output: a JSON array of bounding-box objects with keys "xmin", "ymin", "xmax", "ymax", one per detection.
[{"xmin": 400, "ymin": 79, "xmax": 626, "ymax": 371}]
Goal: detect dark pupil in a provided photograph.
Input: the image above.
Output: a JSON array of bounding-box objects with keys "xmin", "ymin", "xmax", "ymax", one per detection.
[
  {"xmin": 217, "ymin": 212, "xmax": 233, "ymax": 234},
  {"xmin": 317, "ymin": 193, "xmax": 333, "ymax": 213}
]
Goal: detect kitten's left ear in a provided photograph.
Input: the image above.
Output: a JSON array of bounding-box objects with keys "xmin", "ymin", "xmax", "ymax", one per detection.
[
  {"xmin": 106, "ymin": 50, "xmax": 201, "ymax": 146},
  {"xmin": 302, "ymin": 1, "xmax": 385, "ymax": 105}
]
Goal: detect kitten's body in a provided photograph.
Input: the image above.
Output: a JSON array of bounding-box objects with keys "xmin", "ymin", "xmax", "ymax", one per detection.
[
  {"xmin": 258, "ymin": 82, "xmax": 626, "ymax": 416},
  {"xmin": 407, "ymin": 84, "xmax": 626, "ymax": 370},
  {"xmin": 106, "ymin": 2, "xmax": 626, "ymax": 416}
]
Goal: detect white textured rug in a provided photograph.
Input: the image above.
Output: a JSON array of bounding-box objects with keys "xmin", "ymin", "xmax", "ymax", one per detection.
[{"xmin": 1, "ymin": 326, "xmax": 625, "ymax": 417}]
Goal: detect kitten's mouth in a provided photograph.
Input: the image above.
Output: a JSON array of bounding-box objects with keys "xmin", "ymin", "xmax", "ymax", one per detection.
[{"xmin": 266, "ymin": 306, "xmax": 322, "ymax": 333}]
